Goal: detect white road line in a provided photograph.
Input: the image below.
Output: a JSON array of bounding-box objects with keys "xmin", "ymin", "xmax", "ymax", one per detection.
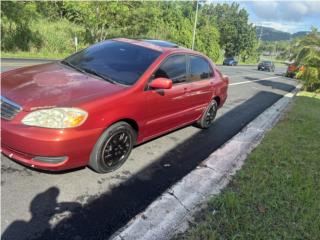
[{"xmin": 229, "ymin": 76, "xmax": 280, "ymax": 86}]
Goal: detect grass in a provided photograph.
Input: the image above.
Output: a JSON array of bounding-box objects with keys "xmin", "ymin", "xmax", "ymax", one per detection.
[
  {"xmin": 1, "ymin": 19, "xmax": 87, "ymax": 60},
  {"xmin": 1, "ymin": 51, "xmax": 65, "ymax": 59},
  {"xmin": 175, "ymin": 91, "xmax": 320, "ymax": 240}
]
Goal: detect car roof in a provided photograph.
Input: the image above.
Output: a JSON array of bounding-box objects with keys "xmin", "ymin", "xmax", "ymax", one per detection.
[
  {"xmin": 113, "ymin": 38, "xmax": 202, "ymax": 55},
  {"xmin": 143, "ymin": 39, "xmax": 179, "ymax": 48}
]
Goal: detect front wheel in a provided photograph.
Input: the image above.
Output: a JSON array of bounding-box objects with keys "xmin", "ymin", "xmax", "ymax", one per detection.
[
  {"xmin": 89, "ymin": 122, "xmax": 136, "ymax": 173},
  {"xmin": 196, "ymin": 99, "xmax": 218, "ymax": 129}
]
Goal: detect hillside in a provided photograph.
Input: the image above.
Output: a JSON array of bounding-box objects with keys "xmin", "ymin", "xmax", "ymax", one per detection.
[{"xmin": 256, "ymin": 26, "xmax": 309, "ymax": 41}]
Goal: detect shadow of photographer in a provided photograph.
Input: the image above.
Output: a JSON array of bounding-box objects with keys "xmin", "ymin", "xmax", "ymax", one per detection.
[{"xmin": 2, "ymin": 187, "xmax": 81, "ymax": 240}]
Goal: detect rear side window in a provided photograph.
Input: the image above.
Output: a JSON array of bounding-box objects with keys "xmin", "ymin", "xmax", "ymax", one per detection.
[
  {"xmin": 153, "ymin": 55, "xmax": 187, "ymax": 84},
  {"xmin": 189, "ymin": 55, "xmax": 213, "ymax": 81}
]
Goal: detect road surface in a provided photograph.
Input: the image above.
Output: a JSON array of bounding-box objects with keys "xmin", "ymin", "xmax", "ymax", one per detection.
[{"xmin": 1, "ymin": 59, "xmax": 296, "ymax": 240}]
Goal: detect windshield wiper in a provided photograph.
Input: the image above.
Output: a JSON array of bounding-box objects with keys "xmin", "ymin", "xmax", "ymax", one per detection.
[
  {"xmin": 61, "ymin": 60, "xmax": 84, "ymax": 73},
  {"xmin": 81, "ymin": 68, "xmax": 117, "ymax": 84},
  {"xmin": 61, "ymin": 61, "xmax": 118, "ymax": 85}
]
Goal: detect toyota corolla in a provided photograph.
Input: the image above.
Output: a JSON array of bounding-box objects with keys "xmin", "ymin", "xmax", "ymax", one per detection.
[{"xmin": 1, "ymin": 38, "xmax": 229, "ymax": 173}]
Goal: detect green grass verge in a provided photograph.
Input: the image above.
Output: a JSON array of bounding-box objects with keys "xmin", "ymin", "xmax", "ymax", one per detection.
[
  {"xmin": 175, "ymin": 91, "xmax": 320, "ymax": 240},
  {"xmin": 1, "ymin": 51, "xmax": 65, "ymax": 59}
]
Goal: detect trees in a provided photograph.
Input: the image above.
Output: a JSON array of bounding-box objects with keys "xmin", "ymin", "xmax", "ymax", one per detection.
[
  {"xmin": 211, "ymin": 2, "xmax": 257, "ymax": 59},
  {"xmin": 1, "ymin": 1, "xmax": 258, "ymax": 63},
  {"xmin": 1, "ymin": 1, "xmax": 41, "ymax": 51},
  {"xmin": 294, "ymin": 28, "xmax": 320, "ymax": 92}
]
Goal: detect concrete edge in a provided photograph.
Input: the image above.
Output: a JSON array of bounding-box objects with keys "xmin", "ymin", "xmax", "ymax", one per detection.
[{"xmin": 111, "ymin": 84, "xmax": 301, "ymax": 240}]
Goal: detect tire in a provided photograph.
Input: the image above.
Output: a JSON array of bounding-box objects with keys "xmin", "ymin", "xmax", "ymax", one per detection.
[
  {"xmin": 196, "ymin": 99, "xmax": 218, "ymax": 129},
  {"xmin": 89, "ymin": 121, "xmax": 136, "ymax": 173}
]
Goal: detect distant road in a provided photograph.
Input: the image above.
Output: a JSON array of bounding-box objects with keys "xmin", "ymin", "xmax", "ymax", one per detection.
[{"xmin": 1, "ymin": 58, "xmax": 55, "ymax": 72}]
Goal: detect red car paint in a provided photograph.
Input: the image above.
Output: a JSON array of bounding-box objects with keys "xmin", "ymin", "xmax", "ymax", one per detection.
[{"xmin": 1, "ymin": 39, "xmax": 228, "ymax": 171}]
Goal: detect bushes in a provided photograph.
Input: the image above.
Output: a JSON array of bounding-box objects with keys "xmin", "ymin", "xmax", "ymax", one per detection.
[
  {"xmin": 294, "ymin": 29, "xmax": 320, "ymax": 92},
  {"xmin": 1, "ymin": 2, "xmax": 42, "ymax": 52},
  {"xmin": 32, "ymin": 20, "xmax": 86, "ymax": 56},
  {"xmin": 1, "ymin": 22, "xmax": 42, "ymax": 51}
]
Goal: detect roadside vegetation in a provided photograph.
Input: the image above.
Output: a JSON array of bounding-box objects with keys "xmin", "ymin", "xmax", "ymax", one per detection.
[
  {"xmin": 259, "ymin": 29, "xmax": 320, "ymax": 92},
  {"xmin": 1, "ymin": 1, "xmax": 258, "ymax": 63},
  {"xmin": 293, "ymin": 29, "xmax": 320, "ymax": 92},
  {"xmin": 174, "ymin": 91, "xmax": 320, "ymax": 240}
]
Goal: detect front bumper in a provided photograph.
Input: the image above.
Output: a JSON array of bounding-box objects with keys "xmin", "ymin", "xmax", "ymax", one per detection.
[{"xmin": 1, "ymin": 119, "xmax": 102, "ymax": 171}]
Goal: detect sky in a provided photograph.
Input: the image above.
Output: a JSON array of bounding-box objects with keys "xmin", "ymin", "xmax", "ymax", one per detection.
[{"xmin": 213, "ymin": 0, "xmax": 320, "ymax": 33}]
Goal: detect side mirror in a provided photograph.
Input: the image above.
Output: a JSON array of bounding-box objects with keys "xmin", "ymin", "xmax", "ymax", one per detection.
[{"xmin": 149, "ymin": 77, "xmax": 172, "ymax": 89}]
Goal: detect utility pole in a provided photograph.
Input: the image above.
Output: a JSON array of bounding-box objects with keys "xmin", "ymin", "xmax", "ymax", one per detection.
[
  {"xmin": 258, "ymin": 25, "xmax": 263, "ymax": 47},
  {"xmin": 191, "ymin": 0, "xmax": 199, "ymax": 50}
]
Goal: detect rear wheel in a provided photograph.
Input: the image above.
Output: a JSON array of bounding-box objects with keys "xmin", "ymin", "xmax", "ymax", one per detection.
[
  {"xmin": 196, "ymin": 99, "xmax": 218, "ymax": 129},
  {"xmin": 89, "ymin": 122, "xmax": 136, "ymax": 173}
]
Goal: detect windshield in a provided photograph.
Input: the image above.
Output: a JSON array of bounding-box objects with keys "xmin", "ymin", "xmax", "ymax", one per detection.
[
  {"xmin": 262, "ymin": 61, "xmax": 272, "ymax": 65},
  {"xmin": 62, "ymin": 40, "xmax": 161, "ymax": 86}
]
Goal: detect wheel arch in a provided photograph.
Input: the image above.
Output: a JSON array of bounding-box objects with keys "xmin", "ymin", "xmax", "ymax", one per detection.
[
  {"xmin": 212, "ymin": 96, "xmax": 221, "ymax": 107},
  {"xmin": 119, "ymin": 118, "xmax": 139, "ymax": 134}
]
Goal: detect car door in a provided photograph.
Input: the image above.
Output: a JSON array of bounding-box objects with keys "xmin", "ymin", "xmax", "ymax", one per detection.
[
  {"xmin": 185, "ymin": 55, "xmax": 215, "ymax": 120},
  {"xmin": 143, "ymin": 54, "xmax": 192, "ymax": 139}
]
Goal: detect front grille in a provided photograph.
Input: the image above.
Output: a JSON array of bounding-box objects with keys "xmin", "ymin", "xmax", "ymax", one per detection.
[{"xmin": 1, "ymin": 96, "xmax": 22, "ymax": 120}]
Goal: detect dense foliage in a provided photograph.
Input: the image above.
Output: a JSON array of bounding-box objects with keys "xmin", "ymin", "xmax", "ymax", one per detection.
[
  {"xmin": 1, "ymin": 1, "xmax": 258, "ymax": 62},
  {"xmin": 293, "ymin": 28, "xmax": 320, "ymax": 92}
]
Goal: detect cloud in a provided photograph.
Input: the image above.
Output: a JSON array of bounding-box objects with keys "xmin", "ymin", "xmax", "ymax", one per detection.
[
  {"xmin": 246, "ymin": 1, "xmax": 320, "ymax": 22},
  {"xmin": 254, "ymin": 21, "xmax": 304, "ymax": 33}
]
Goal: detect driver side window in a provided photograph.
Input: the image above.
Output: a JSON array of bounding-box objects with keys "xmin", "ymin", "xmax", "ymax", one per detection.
[{"xmin": 153, "ymin": 55, "xmax": 187, "ymax": 84}]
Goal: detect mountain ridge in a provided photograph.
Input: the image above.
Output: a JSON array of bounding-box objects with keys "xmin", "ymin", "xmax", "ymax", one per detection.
[{"xmin": 256, "ymin": 26, "xmax": 309, "ymax": 41}]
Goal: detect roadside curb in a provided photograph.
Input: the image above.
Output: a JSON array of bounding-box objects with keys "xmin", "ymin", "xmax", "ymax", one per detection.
[{"xmin": 111, "ymin": 84, "xmax": 302, "ymax": 240}]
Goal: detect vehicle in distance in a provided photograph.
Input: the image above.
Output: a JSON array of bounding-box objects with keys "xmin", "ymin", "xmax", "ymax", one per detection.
[
  {"xmin": 285, "ymin": 63, "xmax": 305, "ymax": 78},
  {"xmin": 1, "ymin": 38, "xmax": 229, "ymax": 173},
  {"xmin": 258, "ymin": 60, "xmax": 275, "ymax": 72},
  {"xmin": 223, "ymin": 57, "xmax": 238, "ymax": 66}
]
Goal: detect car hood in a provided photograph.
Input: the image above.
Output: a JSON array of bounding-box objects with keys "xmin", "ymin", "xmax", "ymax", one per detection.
[{"xmin": 1, "ymin": 63, "xmax": 126, "ymax": 111}]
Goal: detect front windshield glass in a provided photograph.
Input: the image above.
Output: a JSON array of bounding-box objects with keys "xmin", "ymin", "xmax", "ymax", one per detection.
[{"xmin": 62, "ymin": 40, "xmax": 161, "ymax": 86}]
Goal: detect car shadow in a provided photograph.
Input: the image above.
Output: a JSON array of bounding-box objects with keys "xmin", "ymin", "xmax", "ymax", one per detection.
[{"xmin": 2, "ymin": 90, "xmax": 293, "ymax": 240}]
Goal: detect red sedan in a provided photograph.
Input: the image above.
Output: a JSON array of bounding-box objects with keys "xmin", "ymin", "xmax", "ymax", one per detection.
[{"xmin": 1, "ymin": 38, "xmax": 228, "ymax": 173}]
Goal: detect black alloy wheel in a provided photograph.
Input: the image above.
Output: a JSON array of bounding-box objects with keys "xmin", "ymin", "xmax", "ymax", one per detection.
[
  {"xmin": 101, "ymin": 131, "xmax": 131, "ymax": 169},
  {"xmin": 89, "ymin": 122, "xmax": 135, "ymax": 173},
  {"xmin": 196, "ymin": 99, "xmax": 218, "ymax": 129}
]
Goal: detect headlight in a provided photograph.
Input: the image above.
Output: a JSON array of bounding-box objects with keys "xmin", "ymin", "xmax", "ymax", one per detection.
[{"xmin": 22, "ymin": 108, "xmax": 88, "ymax": 129}]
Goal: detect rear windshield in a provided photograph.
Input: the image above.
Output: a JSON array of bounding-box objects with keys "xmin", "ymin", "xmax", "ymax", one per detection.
[
  {"xmin": 262, "ymin": 61, "xmax": 272, "ymax": 64},
  {"xmin": 63, "ymin": 40, "xmax": 161, "ymax": 85}
]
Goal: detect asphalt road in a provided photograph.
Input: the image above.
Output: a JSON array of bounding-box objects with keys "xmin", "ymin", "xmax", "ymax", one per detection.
[{"xmin": 1, "ymin": 59, "xmax": 297, "ymax": 240}]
